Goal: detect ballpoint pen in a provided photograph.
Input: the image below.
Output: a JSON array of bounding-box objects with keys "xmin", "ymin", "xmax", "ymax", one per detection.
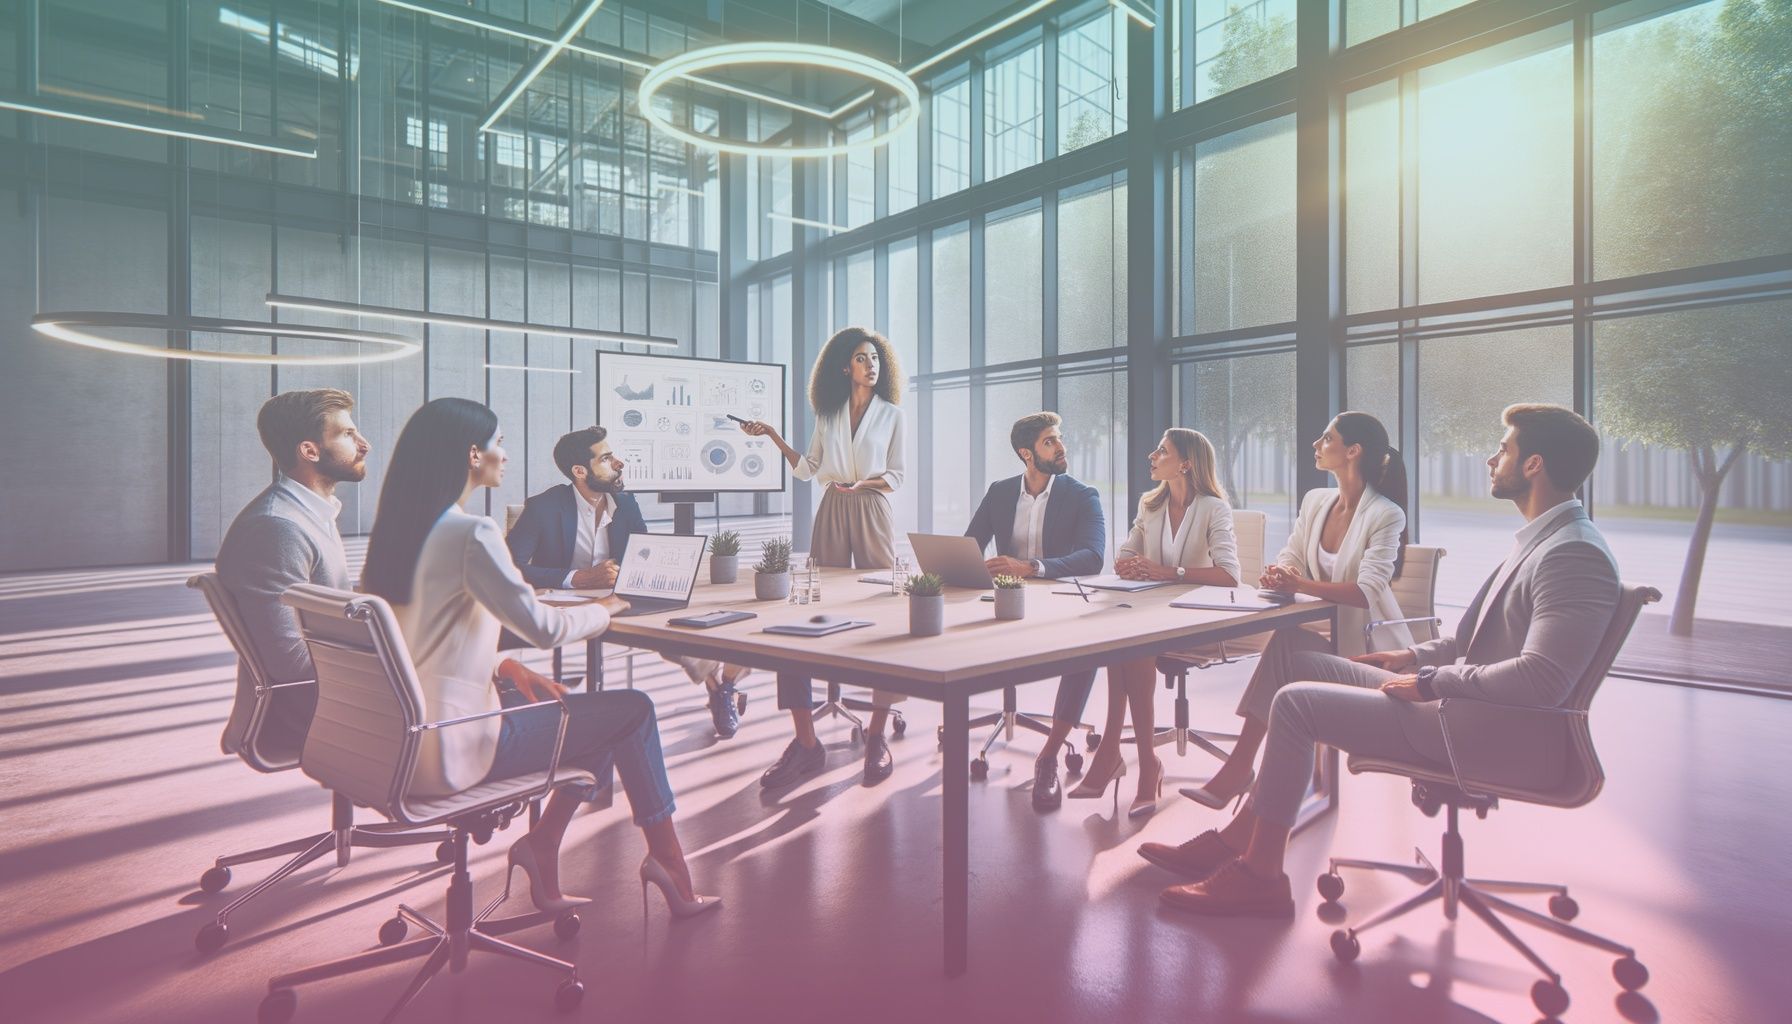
[
  {"xmin": 1229, "ymin": 590, "xmax": 1235, "ymax": 604},
  {"xmin": 1072, "ymin": 576, "xmax": 1090, "ymax": 603}
]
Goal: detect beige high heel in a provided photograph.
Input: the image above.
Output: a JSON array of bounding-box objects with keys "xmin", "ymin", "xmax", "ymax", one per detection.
[
  {"xmin": 1129, "ymin": 758, "xmax": 1165, "ymax": 818},
  {"xmin": 639, "ymin": 855, "xmax": 722, "ymax": 920},
  {"xmin": 1067, "ymin": 756, "xmax": 1126, "ymax": 808},
  {"xmin": 505, "ymin": 837, "xmax": 590, "ymax": 913}
]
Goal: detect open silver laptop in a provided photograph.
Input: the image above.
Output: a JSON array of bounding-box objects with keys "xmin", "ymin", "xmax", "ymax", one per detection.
[
  {"xmin": 906, "ymin": 533, "xmax": 995, "ymax": 589},
  {"xmin": 612, "ymin": 533, "xmax": 709, "ymax": 616}
]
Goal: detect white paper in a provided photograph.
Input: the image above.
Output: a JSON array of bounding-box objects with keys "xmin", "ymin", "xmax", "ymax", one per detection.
[
  {"xmin": 1168, "ymin": 586, "xmax": 1280, "ymax": 611},
  {"xmin": 537, "ymin": 588, "xmax": 613, "ymax": 602},
  {"xmin": 1070, "ymin": 574, "xmax": 1172, "ymax": 592}
]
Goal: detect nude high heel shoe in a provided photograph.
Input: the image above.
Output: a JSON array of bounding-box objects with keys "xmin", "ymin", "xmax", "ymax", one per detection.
[
  {"xmin": 1129, "ymin": 758, "xmax": 1165, "ymax": 819},
  {"xmin": 505, "ymin": 837, "xmax": 591, "ymax": 913},
  {"xmin": 639, "ymin": 855, "xmax": 721, "ymax": 920},
  {"xmin": 1067, "ymin": 756, "xmax": 1127, "ymax": 809}
]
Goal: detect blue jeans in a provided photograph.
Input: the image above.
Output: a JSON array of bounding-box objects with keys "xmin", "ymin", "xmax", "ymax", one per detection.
[{"xmin": 482, "ymin": 687, "xmax": 676, "ymax": 827}]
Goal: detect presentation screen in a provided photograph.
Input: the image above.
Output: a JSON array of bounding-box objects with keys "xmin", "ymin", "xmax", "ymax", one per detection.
[{"xmin": 596, "ymin": 351, "xmax": 787, "ymax": 494}]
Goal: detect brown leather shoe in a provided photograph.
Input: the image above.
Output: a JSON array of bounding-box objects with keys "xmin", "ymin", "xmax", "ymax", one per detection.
[
  {"xmin": 1137, "ymin": 830, "xmax": 1239, "ymax": 880},
  {"xmin": 1159, "ymin": 860, "xmax": 1295, "ymax": 918}
]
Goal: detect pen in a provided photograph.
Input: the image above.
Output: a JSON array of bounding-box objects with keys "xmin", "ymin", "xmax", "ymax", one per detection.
[
  {"xmin": 1230, "ymin": 590, "xmax": 1235, "ymax": 604},
  {"xmin": 1072, "ymin": 576, "xmax": 1090, "ymax": 603}
]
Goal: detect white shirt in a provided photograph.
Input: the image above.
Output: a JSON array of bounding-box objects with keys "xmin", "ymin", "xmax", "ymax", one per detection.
[
  {"xmin": 1011, "ymin": 473, "xmax": 1054, "ymax": 565},
  {"xmin": 275, "ymin": 474, "xmax": 343, "ymax": 543},
  {"xmin": 1314, "ymin": 541, "xmax": 1338, "ymax": 582},
  {"xmin": 562, "ymin": 488, "xmax": 614, "ymax": 588},
  {"xmin": 1161, "ymin": 500, "xmax": 1193, "ymax": 561},
  {"xmin": 792, "ymin": 394, "xmax": 907, "ymax": 491}
]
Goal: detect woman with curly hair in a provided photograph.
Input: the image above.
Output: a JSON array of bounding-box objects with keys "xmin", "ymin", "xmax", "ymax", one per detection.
[{"xmin": 739, "ymin": 326, "xmax": 908, "ymax": 786}]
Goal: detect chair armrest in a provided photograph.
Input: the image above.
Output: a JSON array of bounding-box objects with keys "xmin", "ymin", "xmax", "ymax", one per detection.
[
  {"xmin": 257, "ymin": 679, "xmax": 317, "ymax": 692},
  {"xmin": 409, "ymin": 699, "xmax": 571, "ymax": 798},
  {"xmin": 1364, "ymin": 615, "xmax": 1443, "ymax": 642},
  {"xmin": 1435, "ymin": 698, "xmax": 1585, "ymax": 800}
]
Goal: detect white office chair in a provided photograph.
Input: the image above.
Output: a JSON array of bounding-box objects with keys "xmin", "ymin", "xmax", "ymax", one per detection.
[
  {"xmin": 257, "ymin": 584, "xmax": 590, "ymax": 1024},
  {"xmin": 187, "ymin": 574, "xmax": 450, "ymax": 955},
  {"xmin": 1320, "ymin": 583, "xmax": 1658, "ymax": 1019}
]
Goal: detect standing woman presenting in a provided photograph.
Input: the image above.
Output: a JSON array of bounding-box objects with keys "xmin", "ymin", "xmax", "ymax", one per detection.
[{"xmin": 740, "ymin": 326, "xmax": 909, "ymax": 786}]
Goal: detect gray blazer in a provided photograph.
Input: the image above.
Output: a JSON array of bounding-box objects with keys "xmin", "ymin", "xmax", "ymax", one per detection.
[
  {"xmin": 1411, "ymin": 501, "xmax": 1619, "ymax": 709},
  {"xmin": 214, "ymin": 478, "xmax": 351, "ymax": 754}
]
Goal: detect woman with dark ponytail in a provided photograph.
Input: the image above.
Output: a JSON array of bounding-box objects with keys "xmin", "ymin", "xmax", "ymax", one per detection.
[
  {"xmin": 363, "ymin": 398, "xmax": 717, "ymax": 919},
  {"xmin": 1150, "ymin": 411, "xmax": 1416, "ymax": 818}
]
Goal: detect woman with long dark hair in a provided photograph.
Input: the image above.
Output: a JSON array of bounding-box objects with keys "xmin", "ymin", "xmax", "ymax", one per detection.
[
  {"xmin": 362, "ymin": 398, "xmax": 717, "ymax": 918},
  {"xmin": 739, "ymin": 326, "xmax": 908, "ymax": 786},
  {"xmin": 1157, "ymin": 410, "xmax": 1413, "ymax": 820},
  {"xmin": 1070, "ymin": 428, "xmax": 1241, "ymax": 818}
]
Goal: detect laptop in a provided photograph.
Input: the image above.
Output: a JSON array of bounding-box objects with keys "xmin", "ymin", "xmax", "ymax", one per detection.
[
  {"xmin": 611, "ymin": 533, "xmax": 709, "ymax": 616},
  {"xmin": 906, "ymin": 533, "xmax": 995, "ymax": 589}
]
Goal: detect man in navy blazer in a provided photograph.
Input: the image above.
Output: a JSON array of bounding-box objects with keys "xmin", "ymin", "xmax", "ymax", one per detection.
[
  {"xmin": 965, "ymin": 412, "xmax": 1106, "ymax": 810},
  {"xmin": 505, "ymin": 426, "xmax": 749, "ymax": 737}
]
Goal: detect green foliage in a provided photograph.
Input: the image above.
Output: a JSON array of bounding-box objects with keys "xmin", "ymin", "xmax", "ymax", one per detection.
[
  {"xmin": 992, "ymin": 574, "xmax": 1025, "ymax": 590},
  {"xmin": 710, "ymin": 530, "xmax": 741, "ymax": 557},
  {"xmin": 1209, "ymin": 8, "xmax": 1296, "ymax": 96},
  {"xmin": 904, "ymin": 572, "xmax": 945, "ymax": 597},
  {"xmin": 753, "ymin": 537, "xmax": 791, "ymax": 575}
]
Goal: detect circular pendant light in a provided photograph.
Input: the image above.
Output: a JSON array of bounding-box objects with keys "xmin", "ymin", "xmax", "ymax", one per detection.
[
  {"xmin": 30, "ymin": 312, "xmax": 421, "ymax": 365},
  {"xmin": 638, "ymin": 42, "xmax": 919, "ymax": 158}
]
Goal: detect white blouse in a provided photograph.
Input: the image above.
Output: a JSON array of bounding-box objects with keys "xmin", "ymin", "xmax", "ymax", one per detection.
[{"xmin": 793, "ymin": 394, "xmax": 906, "ymax": 491}]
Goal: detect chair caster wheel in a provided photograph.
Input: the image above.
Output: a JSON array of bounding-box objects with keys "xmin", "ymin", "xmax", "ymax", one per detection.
[
  {"xmin": 194, "ymin": 921, "xmax": 229, "ymax": 955},
  {"xmin": 849, "ymin": 726, "xmax": 863, "ymax": 745},
  {"xmin": 970, "ymin": 757, "xmax": 988, "ymax": 780},
  {"xmin": 1531, "ymin": 979, "xmax": 1569, "ymax": 1017},
  {"xmin": 1085, "ymin": 732, "xmax": 1101, "ymax": 750},
  {"xmin": 200, "ymin": 865, "xmax": 231, "ymax": 893},
  {"xmin": 1064, "ymin": 751, "xmax": 1084, "ymax": 775},
  {"xmin": 1330, "ymin": 929, "xmax": 1359, "ymax": 963},
  {"xmin": 555, "ymin": 979, "xmax": 584, "ymax": 1013},
  {"xmin": 555, "ymin": 913, "xmax": 581, "ymax": 940},
  {"xmin": 435, "ymin": 840, "xmax": 454, "ymax": 864},
  {"xmin": 1317, "ymin": 873, "xmax": 1345, "ymax": 902},
  {"xmin": 258, "ymin": 988, "xmax": 297, "ymax": 1024},
  {"xmin": 1548, "ymin": 894, "xmax": 1579, "ymax": 921},
  {"xmin": 378, "ymin": 916, "xmax": 408, "ymax": 946},
  {"xmin": 1613, "ymin": 956, "xmax": 1648, "ymax": 991},
  {"xmin": 891, "ymin": 716, "xmax": 907, "ymax": 737}
]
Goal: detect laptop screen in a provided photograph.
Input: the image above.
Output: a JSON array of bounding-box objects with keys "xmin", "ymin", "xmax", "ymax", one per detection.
[{"xmin": 615, "ymin": 533, "xmax": 708, "ymax": 603}]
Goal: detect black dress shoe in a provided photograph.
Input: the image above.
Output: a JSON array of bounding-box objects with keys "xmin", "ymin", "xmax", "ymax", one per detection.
[
  {"xmin": 760, "ymin": 738, "xmax": 826, "ymax": 788},
  {"xmin": 1031, "ymin": 758, "xmax": 1062, "ymax": 811},
  {"xmin": 707, "ymin": 684, "xmax": 740, "ymax": 739},
  {"xmin": 862, "ymin": 734, "xmax": 894, "ymax": 785}
]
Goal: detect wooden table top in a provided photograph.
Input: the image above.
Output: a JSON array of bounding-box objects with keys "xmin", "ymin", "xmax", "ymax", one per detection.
[{"xmin": 588, "ymin": 569, "xmax": 1333, "ymax": 699}]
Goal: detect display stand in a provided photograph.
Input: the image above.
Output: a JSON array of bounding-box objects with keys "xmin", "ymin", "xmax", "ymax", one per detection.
[{"xmin": 658, "ymin": 492, "xmax": 717, "ymax": 537}]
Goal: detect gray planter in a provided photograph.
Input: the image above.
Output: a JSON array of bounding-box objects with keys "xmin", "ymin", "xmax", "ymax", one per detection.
[
  {"xmin": 754, "ymin": 571, "xmax": 791, "ymax": 601},
  {"xmin": 709, "ymin": 555, "xmax": 738, "ymax": 585},
  {"xmin": 909, "ymin": 594, "xmax": 945, "ymax": 636},
  {"xmin": 993, "ymin": 587, "xmax": 1025, "ymax": 621}
]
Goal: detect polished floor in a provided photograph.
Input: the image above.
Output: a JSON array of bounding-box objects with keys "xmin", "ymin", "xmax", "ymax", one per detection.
[{"xmin": 2, "ymin": 560, "xmax": 1787, "ymax": 1024}]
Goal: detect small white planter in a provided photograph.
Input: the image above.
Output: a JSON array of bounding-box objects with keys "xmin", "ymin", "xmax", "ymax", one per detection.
[
  {"xmin": 993, "ymin": 587, "xmax": 1025, "ymax": 621},
  {"xmin": 909, "ymin": 594, "xmax": 945, "ymax": 636},
  {"xmin": 709, "ymin": 555, "xmax": 738, "ymax": 585},
  {"xmin": 754, "ymin": 571, "xmax": 791, "ymax": 601}
]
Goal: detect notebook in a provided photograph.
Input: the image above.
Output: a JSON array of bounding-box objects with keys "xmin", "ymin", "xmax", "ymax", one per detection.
[
  {"xmin": 1168, "ymin": 587, "xmax": 1283, "ymax": 612},
  {"xmin": 1069, "ymin": 574, "xmax": 1173, "ymax": 593}
]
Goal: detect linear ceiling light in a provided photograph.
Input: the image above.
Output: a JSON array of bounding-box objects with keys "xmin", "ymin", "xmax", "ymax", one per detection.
[
  {"xmin": 374, "ymin": 0, "xmax": 830, "ymax": 119},
  {"xmin": 265, "ymin": 294, "xmax": 679, "ymax": 348},
  {"xmin": 765, "ymin": 211, "xmax": 848, "ymax": 234},
  {"xmin": 0, "ymin": 96, "xmax": 317, "ymax": 158},
  {"xmin": 485, "ymin": 363, "xmax": 580, "ymax": 374},
  {"xmin": 639, "ymin": 43, "xmax": 919, "ymax": 158},
  {"xmin": 30, "ymin": 312, "xmax": 418, "ymax": 365},
  {"xmin": 477, "ymin": 0, "xmax": 607, "ymax": 135}
]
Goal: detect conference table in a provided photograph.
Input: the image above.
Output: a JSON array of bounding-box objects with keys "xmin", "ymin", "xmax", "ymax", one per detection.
[{"xmin": 598, "ymin": 570, "xmax": 1338, "ymax": 976}]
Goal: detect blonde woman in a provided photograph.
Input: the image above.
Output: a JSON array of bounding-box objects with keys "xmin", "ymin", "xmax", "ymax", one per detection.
[{"xmin": 1068, "ymin": 428, "xmax": 1239, "ymax": 817}]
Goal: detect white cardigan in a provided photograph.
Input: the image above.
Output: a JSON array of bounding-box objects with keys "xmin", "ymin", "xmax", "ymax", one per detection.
[
  {"xmin": 389, "ymin": 507, "xmax": 611, "ymax": 797},
  {"xmin": 1119, "ymin": 493, "xmax": 1242, "ymax": 584},
  {"xmin": 1276, "ymin": 486, "xmax": 1413, "ymax": 656},
  {"xmin": 792, "ymin": 394, "xmax": 906, "ymax": 491}
]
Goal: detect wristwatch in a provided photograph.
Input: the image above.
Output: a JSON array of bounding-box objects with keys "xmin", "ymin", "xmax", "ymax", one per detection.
[
  {"xmin": 1415, "ymin": 665, "xmax": 1439, "ymax": 702},
  {"xmin": 1029, "ymin": 559, "xmax": 1044, "ymax": 578},
  {"xmin": 1175, "ymin": 566, "xmax": 1187, "ymax": 581}
]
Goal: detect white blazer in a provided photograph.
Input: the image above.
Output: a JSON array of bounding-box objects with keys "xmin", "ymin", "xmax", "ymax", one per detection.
[
  {"xmin": 389, "ymin": 507, "xmax": 611, "ymax": 797},
  {"xmin": 1276, "ymin": 486, "xmax": 1413, "ymax": 656},
  {"xmin": 1119, "ymin": 493, "xmax": 1242, "ymax": 584},
  {"xmin": 792, "ymin": 394, "xmax": 906, "ymax": 490}
]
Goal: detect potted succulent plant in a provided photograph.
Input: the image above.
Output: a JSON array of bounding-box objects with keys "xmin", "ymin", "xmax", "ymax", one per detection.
[
  {"xmin": 992, "ymin": 574, "xmax": 1026, "ymax": 620},
  {"xmin": 906, "ymin": 571, "xmax": 946, "ymax": 637},
  {"xmin": 709, "ymin": 530, "xmax": 741, "ymax": 584},
  {"xmin": 753, "ymin": 536, "xmax": 792, "ymax": 601}
]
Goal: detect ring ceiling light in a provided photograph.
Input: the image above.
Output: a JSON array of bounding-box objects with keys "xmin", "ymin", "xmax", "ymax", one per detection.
[
  {"xmin": 30, "ymin": 312, "xmax": 420, "ymax": 366},
  {"xmin": 638, "ymin": 43, "xmax": 919, "ymax": 158}
]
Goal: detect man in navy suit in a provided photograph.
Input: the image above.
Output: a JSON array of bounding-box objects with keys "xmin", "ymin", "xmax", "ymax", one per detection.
[
  {"xmin": 507, "ymin": 427, "xmax": 749, "ymax": 737},
  {"xmin": 965, "ymin": 412, "xmax": 1106, "ymax": 810}
]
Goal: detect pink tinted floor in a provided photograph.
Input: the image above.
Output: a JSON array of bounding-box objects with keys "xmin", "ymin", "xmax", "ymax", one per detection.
[{"xmin": 1, "ymin": 561, "xmax": 1787, "ymax": 1024}]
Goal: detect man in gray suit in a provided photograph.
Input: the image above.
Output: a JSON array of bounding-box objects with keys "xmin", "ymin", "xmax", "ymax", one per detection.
[
  {"xmin": 214, "ymin": 389, "xmax": 370, "ymax": 752},
  {"xmin": 1141, "ymin": 403, "xmax": 1619, "ymax": 917}
]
